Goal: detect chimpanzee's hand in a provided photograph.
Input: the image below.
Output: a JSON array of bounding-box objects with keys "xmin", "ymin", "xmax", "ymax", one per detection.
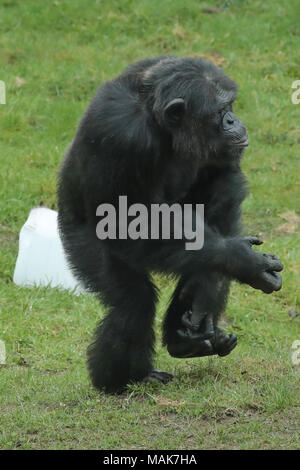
[{"xmin": 225, "ymin": 237, "xmax": 283, "ymax": 294}]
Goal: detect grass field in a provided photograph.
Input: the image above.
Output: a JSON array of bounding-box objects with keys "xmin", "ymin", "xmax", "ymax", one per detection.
[{"xmin": 0, "ymin": 0, "xmax": 299, "ymax": 450}]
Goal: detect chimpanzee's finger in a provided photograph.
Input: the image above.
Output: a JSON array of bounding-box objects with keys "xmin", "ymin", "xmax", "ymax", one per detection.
[
  {"xmin": 263, "ymin": 253, "xmax": 283, "ymax": 272},
  {"xmin": 245, "ymin": 236, "xmax": 263, "ymax": 246},
  {"xmin": 260, "ymin": 271, "xmax": 282, "ymax": 293}
]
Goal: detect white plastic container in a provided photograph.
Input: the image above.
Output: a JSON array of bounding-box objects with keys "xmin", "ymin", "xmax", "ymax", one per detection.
[{"xmin": 13, "ymin": 207, "xmax": 84, "ymax": 293}]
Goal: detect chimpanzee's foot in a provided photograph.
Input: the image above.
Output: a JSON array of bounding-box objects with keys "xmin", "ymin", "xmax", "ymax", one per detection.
[
  {"xmin": 142, "ymin": 369, "xmax": 173, "ymax": 384},
  {"xmin": 167, "ymin": 314, "xmax": 237, "ymax": 359},
  {"xmin": 167, "ymin": 326, "xmax": 215, "ymax": 358},
  {"xmin": 182, "ymin": 309, "xmax": 214, "ymax": 337}
]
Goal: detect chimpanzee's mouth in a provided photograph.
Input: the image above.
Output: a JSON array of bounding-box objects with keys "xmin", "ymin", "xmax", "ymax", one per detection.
[{"xmin": 235, "ymin": 138, "xmax": 249, "ymax": 147}]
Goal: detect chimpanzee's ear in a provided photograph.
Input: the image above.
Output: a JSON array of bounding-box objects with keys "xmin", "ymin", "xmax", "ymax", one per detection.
[{"xmin": 163, "ymin": 98, "xmax": 186, "ymax": 126}]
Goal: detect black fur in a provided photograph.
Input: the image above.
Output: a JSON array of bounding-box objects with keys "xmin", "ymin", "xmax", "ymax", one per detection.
[{"xmin": 58, "ymin": 56, "xmax": 283, "ymax": 393}]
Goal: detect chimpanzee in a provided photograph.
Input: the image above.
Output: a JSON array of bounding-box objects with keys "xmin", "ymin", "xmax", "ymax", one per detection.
[{"xmin": 58, "ymin": 56, "xmax": 283, "ymax": 393}]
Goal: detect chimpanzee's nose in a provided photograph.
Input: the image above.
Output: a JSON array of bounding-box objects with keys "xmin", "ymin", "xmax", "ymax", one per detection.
[
  {"xmin": 226, "ymin": 116, "xmax": 234, "ymax": 125},
  {"xmin": 222, "ymin": 112, "xmax": 236, "ymax": 129}
]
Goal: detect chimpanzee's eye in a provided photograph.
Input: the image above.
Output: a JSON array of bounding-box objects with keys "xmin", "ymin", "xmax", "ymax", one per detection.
[{"xmin": 221, "ymin": 103, "xmax": 233, "ymax": 114}]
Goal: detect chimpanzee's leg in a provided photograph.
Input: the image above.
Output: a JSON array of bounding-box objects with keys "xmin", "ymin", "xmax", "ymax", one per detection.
[
  {"xmin": 163, "ymin": 272, "xmax": 237, "ymax": 358},
  {"xmin": 86, "ymin": 253, "xmax": 172, "ymax": 393}
]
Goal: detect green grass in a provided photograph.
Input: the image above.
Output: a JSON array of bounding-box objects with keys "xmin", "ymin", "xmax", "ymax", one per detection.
[{"xmin": 0, "ymin": 0, "xmax": 299, "ymax": 450}]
